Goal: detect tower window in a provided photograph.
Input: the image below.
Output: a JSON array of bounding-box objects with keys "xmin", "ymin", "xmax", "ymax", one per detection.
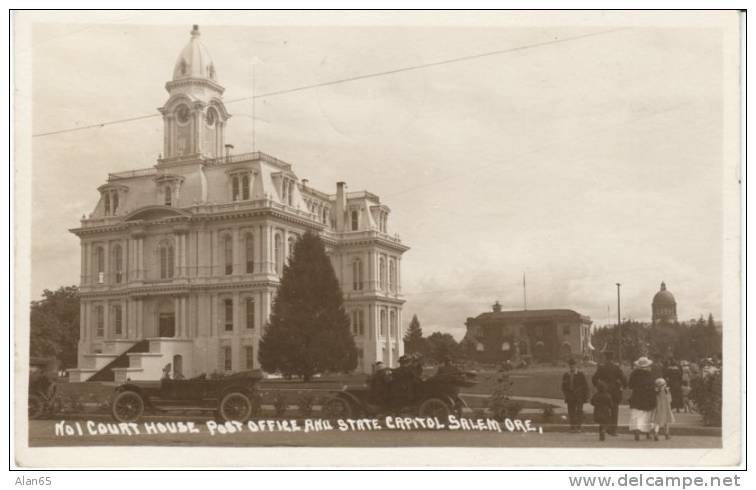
[
  {"xmin": 352, "ymin": 259, "xmax": 363, "ymax": 291},
  {"xmin": 95, "ymin": 246, "xmax": 105, "ymax": 284},
  {"xmin": 103, "ymin": 194, "xmax": 110, "ymax": 215},
  {"xmin": 112, "ymin": 192, "xmax": 119, "ymax": 215},
  {"xmin": 164, "ymin": 186, "xmax": 172, "ymax": 206},
  {"xmin": 351, "ymin": 210, "xmax": 359, "ymax": 231}
]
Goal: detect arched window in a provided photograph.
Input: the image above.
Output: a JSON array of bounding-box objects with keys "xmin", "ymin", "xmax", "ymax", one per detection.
[
  {"xmin": 274, "ymin": 233, "xmax": 283, "ymax": 275},
  {"xmin": 242, "ymin": 174, "xmax": 250, "ymax": 200},
  {"xmin": 159, "ymin": 242, "xmax": 174, "ymax": 279},
  {"xmin": 379, "ymin": 257, "xmax": 387, "ymax": 291},
  {"xmin": 95, "ymin": 305, "xmax": 104, "ymax": 337},
  {"xmin": 232, "ymin": 176, "xmax": 240, "ymax": 201},
  {"xmin": 245, "ymin": 233, "xmax": 254, "ymax": 274},
  {"xmin": 103, "ymin": 194, "xmax": 110, "ymax": 216},
  {"xmin": 322, "ymin": 208, "xmax": 328, "ymax": 224},
  {"xmin": 113, "ymin": 245, "xmax": 123, "ymax": 284},
  {"xmin": 389, "ymin": 259, "xmax": 396, "ymax": 293},
  {"xmin": 351, "ymin": 210, "xmax": 359, "ymax": 231},
  {"xmin": 164, "ymin": 186, "xmax": 172, "ymax": 206},
  {"xmin": 380, "ymin": 309, "xmax": 387, "ymax": 337},
  {"xmin": 287, "ymin": 181, "xmax": 294, "ymax": 206},
  {"xmin": 245, "ymin": 298, "xmax": 255, "ymax": 330},
  {"xmin": 112, "ymin": 192, "xmax": 119, "ymax": 215},
  {"xmin": 223, "ymin": 298, "xmax": 233, "ymax": 332},
  {"xmin": 112, "ymin": 304, "xmax": 123, "ymax": 336},
  {"xmin": 223, "ymin": 235, "xmax": 233, "ymax": 275},
  {"xmin": 287, "ymin": 236, "xmax": 296, "ymax": 262},
  {"xmin": 95, "ymin": 246, "xmax": 105, "ymax": 284},
  {"xmin": 352, "ymin": 259, "xmax": 363, "ymax": 291},
  {"xmin": 390, "ymin": 310, "xmax": 397, "ymax": 338}
]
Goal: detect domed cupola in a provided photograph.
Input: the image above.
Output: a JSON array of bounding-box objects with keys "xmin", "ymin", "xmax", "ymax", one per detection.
[
  {"xmin": 159, "ymin": 25, "xmax": 229, "ymax": 163},
  {"xmin": 172, "ymin": 25, "xmax": 217, "ymax": 82},
  {"xmin": 652, "ymin": 281, "xmax": 677, "ymax": 325}
]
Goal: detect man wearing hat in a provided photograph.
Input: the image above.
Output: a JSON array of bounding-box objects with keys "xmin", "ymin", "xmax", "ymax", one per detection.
[
  {"xmin": 592, "ymin": 351, "xmax": 627, "ymax": 436},
  {"xmin": 390, "ymin": 355, "xmax": 418, "ymax": 412},
  {"xmin": 562, "ymin": 358, "xmax": 589, "ymax": 432}
]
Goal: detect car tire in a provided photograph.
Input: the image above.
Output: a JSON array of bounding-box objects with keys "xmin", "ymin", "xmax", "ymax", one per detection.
[
  {"xmin": 111, "ymin": 390, "xmax": 145, "ymax": 422},
  {"xmin": 418, "ymin": 397, "xmax": 451, "ymax": 420},
  {"xmin": 322, "ymin": 397, "xmax": 353, "ymax": 421},
  {"xmin": 218, "ymin": 392, "xmax": 253, "ymax": 422}
]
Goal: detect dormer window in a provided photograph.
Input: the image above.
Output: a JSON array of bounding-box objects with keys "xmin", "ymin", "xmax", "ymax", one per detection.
[
  {"xmin": 164, "ymin": 186, "xmax": 172, "ymax": 206},
  {"xmin": 104, "ymin": 194, "xmax": 110, "ymax": 215},
  {"xmin": 228, "ymin": 169, "xmax": 253, "ymax": 202},
  {"xmin": 351, "ymin": 210, "xmax": 359, "ymax": 231}
]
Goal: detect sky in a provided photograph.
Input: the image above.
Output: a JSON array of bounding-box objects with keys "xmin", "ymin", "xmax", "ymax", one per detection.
[{"xmin": 25, "ymin": 13, "xmax": 730, "ymax": 339}]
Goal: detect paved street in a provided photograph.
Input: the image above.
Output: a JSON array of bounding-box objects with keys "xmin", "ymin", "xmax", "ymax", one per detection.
[{"xmin": 28, "ymin": 420, "xmax": 720, "ymax": 448}]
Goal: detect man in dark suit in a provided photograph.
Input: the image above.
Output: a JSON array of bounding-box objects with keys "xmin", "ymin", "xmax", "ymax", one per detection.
[
  {"xmin": 591, "ymin": 351, "xmax": 627, "ymax": 436},
  {"xmin": 562, "ymin": 358, "xmax": 590, "ymax": 432}
]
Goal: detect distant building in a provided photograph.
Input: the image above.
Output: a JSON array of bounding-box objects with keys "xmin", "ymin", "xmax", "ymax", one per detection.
[
  {"xmin": 651, "ymin": 281, "xmax": 678, "ymax": 325},
  {"xmin": 463, "ymin": 302, "xmax": 593, "ymax": 363}
]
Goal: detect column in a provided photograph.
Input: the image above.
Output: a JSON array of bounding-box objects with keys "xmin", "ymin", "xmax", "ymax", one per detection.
[
  {"xmin": 233, "ymin": 291, "xmax": 240, "ymax": 335},
  {"xmin": 197, "ymin": 228, "xmax": 207, "ymax": 278},
  {"xmin": 80, "ymin": 243, "xmax": 86, "ymax": 285},
  {"xmin": 104, "ymin": 241, "xmax": 110, "ymax": 285},
  {"xmin": 103, "ymin": 299, "xmax": 110, "ymax": 339},
  {"xmin": 368, "ymin": 251, "xmax": 375, "ymax": 292},
  {"xmin": 397, "ymin": 257, "xmax": 402, "ymax": 294},
  {"xmin": 137, "ymin": 237, "xmax": 144, "ymax": 280},
  {"xmin": 211, "ymin": 229, "xmax": 219, "ymax": 276},
  {"xmin": 79, "ymin": 302, "xmax": 87, "ymax": 341}
]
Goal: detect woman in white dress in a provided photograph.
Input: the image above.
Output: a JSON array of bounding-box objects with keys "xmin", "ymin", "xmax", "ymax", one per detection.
[{"xmin": 628, "ymin": 357, "xmax": 656, "ymax": 441}]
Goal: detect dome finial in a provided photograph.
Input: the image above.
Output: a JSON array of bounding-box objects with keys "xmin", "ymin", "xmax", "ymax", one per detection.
[
  {"xmin": 660, "ymin": 281, "xmax": 666, "ymax": 291},
  {"xmin": 191, "ymin": 25, "xmax": 200, "ymax": 37}
]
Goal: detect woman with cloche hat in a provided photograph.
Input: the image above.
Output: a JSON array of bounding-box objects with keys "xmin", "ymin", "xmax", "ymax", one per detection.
[{"xmin": 628, "ymin": 356, "xmax": 657, "ymax": 441}]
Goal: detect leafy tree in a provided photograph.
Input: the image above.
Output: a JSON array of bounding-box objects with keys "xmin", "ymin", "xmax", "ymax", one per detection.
[
  {"xmin": 403, "ymin": 314, "xmax": 427, "ymax": 355},
  {"xmin": 30, "ymin": 286, "xmax": 80, "ymax": 368},
  {"xmin": 258, "ymin": 232, "xmax": 357, "ymax": 381},
  {"xmin": 425, "ymin": 331, "xmax": 462, "ymax": 362}
]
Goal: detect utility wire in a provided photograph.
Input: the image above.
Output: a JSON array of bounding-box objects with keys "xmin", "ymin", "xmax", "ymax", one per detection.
[{"xmin": 32, "ymin": 27, "xmax": 627, "ymax": 138}]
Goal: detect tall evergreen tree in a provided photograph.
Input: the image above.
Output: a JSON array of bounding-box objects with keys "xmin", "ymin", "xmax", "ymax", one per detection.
[
  {"xmin": 403, "ymin": 314, "xmax": 426, "ymax": 355},
  {"xmin": 30, "ymin": 286, "xmax": 80, "ymax": 368},
  {"xmin": 258, "ymin": 232, "xmax": 357, "ymax": 381}
]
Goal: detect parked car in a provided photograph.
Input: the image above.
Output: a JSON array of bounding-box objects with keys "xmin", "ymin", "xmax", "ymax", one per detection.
[
  {"xmin": 28, "ymin": 356, "xmax": 60, "ymax": 419},
  {"xmin": 322, "ymin": 368, "xmax": 476, "ymax": 420},
  {"xmin": 110, "ymin": 370, "xmax": 263, "ymax": 423}
]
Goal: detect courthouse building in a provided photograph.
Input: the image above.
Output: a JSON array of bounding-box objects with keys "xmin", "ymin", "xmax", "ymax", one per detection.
[{"xmin": 69, "ymin": 26, "xmax": 408, "ymax": 382}]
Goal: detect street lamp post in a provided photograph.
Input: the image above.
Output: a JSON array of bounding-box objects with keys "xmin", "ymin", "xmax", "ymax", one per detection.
[{"xmin": 616, "ymin": 283, "xmax": 622, "ymax": 366}]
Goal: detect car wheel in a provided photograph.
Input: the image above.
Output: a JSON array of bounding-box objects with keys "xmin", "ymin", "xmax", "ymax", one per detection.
[
  {"xmin": 418, "ymin": 397, "xmax": 451, "ymax": 421},
  {"xmin": 322, "ymin": 397, "xmax": 353, "ymax": 421},
  {"xmin": 111, "ymin": 390, "xmax": 145, "ymax": 422},
  {"xmin": 28, "ymin": 394, "xmax": 44, "ymax": 420},
  {"xmin": 219, "ymin": 392, "xmax": 253, "ymax": 422}
]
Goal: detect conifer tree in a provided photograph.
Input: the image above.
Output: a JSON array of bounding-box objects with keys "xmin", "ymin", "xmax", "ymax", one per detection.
[
  {"xmin": 258, "ymin": 232, "xmax": 357, "ymax": 381},
  {"xmin": 403, "ymin": 314, "xmax": 426, "ymax": 355}
]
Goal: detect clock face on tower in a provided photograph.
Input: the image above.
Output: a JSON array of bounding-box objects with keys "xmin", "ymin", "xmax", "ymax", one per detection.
[{"xmin": 176, "ymin": 105, "xmax": 190, "ymax": 124}]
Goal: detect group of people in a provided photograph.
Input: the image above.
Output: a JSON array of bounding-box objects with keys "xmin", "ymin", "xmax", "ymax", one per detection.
[{"xmin": 561, "ymin": 352, "xmax": 684, "ymax": 442}]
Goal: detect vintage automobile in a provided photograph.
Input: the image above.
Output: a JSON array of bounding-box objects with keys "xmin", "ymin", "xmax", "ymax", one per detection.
[
  {"xmin": 28, "ymin": 356, "xmax": 60, "ymax": 420},
  {"xmin": 322, "ymin": 367, "xmax": 476, "ymax": 420},
  {"xmin": 110, "ymin": 370, "xmax": 263, "ymax": 423}
]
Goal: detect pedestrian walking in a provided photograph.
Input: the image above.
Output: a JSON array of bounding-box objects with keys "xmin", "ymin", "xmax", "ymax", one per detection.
[
  {"xmin": 590, "ymin": 381, "xmax": 613, "ymax": 442},
  {"xmin": 681, "ymin": 380, "xmax": 693, "ymax": 413},
  {"xmin": 628, "ymin": 356, "xmax": 657, "ymax": 441},
  {"xmin": 591, "ymin": 351, "xmax": 627, "ymax": 436},
  {"xmin": 562, "ymin": 358, "xmax": 589, "ymax": 432},
  {"xmin": 652, "ymin": 377, "xmax": 675, "ymax": 441},
  {"xmin": 663, "ymin": 358, "xmax": 684, "ymax": 412}
]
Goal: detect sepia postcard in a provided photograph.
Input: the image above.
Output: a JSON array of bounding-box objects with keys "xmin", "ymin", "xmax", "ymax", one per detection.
[{"xmin": 12, "ymin": 10, "xmax": 743, "ymax": 468}]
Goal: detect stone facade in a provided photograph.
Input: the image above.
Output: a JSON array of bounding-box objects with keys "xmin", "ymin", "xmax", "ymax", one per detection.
[
  {"xmin": 463, "ymin": 302, "xmax": 592, "ymax": 363},
  {"xmin": 68, "ymin": 26, "xmax": 408, "ymax": 382}
]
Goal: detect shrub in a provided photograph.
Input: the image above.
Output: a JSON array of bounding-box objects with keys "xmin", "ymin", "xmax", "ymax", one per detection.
[
  {"xmin": 273, "ymin": 393, "xmax": 288, "ymax": 418},
  {"xmin": 690, "ymin": 371, "xmax": 722, "ymax": 427},
  {"xmin": 298, "ymin": 394, "xmax": 315, "ymax": 418}
]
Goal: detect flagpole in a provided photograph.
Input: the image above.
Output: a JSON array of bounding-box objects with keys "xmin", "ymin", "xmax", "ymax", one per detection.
[{"xmin": 523, "ymin": 273, "xmax": 527, "ymax": 311}]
